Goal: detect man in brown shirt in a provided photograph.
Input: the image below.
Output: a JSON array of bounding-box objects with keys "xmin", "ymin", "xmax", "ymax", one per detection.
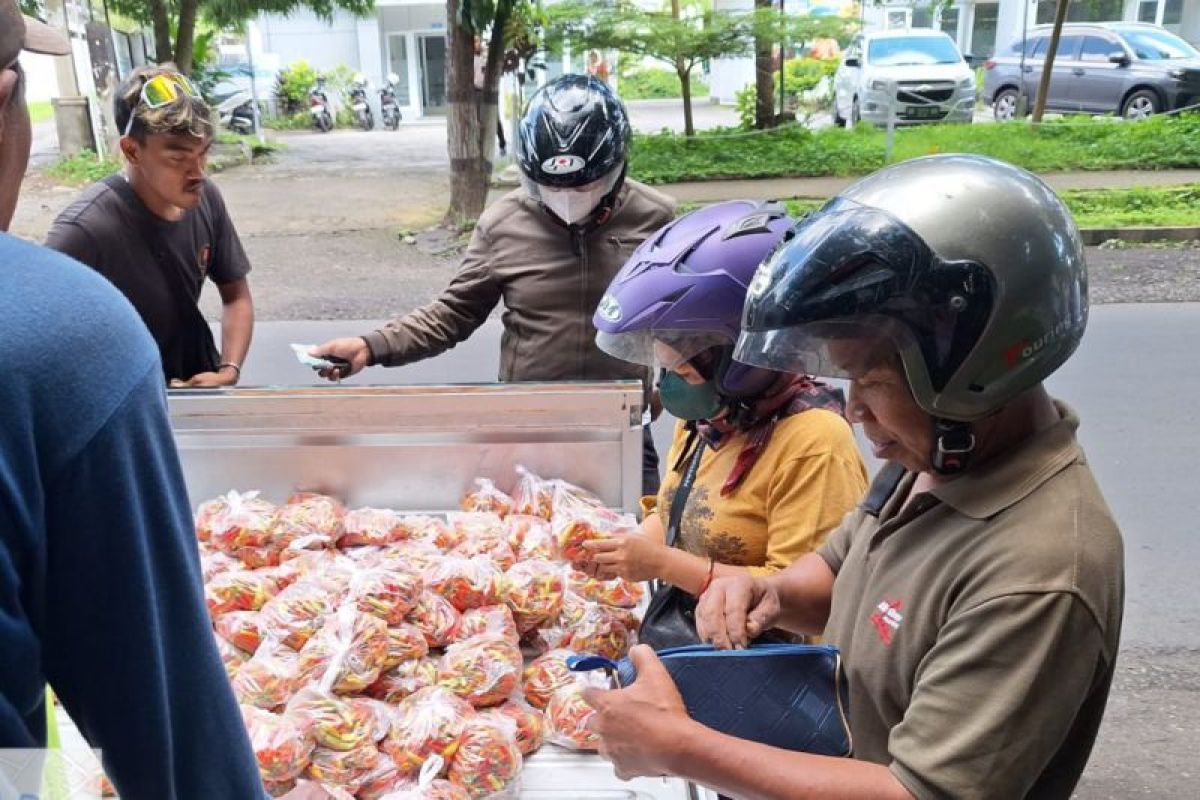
[
  {"xmin": 313, "ymin": 75, "xmax": 674, "ymax": 492},
  {"xmin": 581, "ymin": 156, "xmax": 1124, "ymax": 799}
]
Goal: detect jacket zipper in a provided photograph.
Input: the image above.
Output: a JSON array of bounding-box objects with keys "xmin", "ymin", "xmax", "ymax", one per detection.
[{"xmin": 579, "ymin": 239, "xmax": 591, "ymax": 378}]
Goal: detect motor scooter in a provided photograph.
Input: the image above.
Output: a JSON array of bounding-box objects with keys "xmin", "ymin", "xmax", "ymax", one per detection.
[
  {"xmin": 309, "ymin": 83, "xmax": 333, "ymax": 133},
  {"xmin": 216, "ymin": 91, "xmax": 255, "ymax": 136},
  {"xmin": 349, "ymin": 74, "xmax": 373, "ymax": 131},
  {"xmin": 380, "ymin": 73, "xmax": 402, "ymax": 131}
]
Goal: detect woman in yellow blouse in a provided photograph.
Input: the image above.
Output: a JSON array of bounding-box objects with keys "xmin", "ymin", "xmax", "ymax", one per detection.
[{"xmin": 581, "ymin": 200, "xmax": 868, "ymax": 599}]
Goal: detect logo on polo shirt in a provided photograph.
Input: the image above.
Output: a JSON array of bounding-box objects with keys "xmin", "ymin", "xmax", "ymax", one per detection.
[{"xmin": 869, "ymin": 598, "xmax": 904, "ymax": 646}]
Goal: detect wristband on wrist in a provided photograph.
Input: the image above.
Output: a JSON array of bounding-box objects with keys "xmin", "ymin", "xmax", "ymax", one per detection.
[{"xmin": 696, "ymin": 557, "xmax": 717, "ymax": 597}]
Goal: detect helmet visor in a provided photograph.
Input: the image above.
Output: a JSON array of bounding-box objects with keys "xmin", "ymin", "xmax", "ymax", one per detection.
[
  {"xmin": 736, "ymin": 316, "xmax": 919, "ymax": 381},
  {"xmin": 522, "ymin": 164, "xmax": 622, "ymax": 225},
  {"xmin": 597, "ymin": 329, "xmax": 732, "ymax": 370},
  {"xmin": 739, "ymin": 198, "xmax": 994, "ymax": 394}
]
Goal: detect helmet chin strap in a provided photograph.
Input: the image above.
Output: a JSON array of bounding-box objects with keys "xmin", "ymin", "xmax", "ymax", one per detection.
[{"xmin": 931, "ymin": 418, "xmax": 975, "ymax": 475}]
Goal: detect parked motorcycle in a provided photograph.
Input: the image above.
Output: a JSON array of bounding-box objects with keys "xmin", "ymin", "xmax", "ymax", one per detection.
[
  {"xmin": 216, "ymin": 91, "xmax": 256, "ymax": 136},
  {"xmin": 309, "ymin": 79, "xmax": 333, "ymax": 133},
  {"xmin": 349, "ymin": 74, "xmax": 373, "ymax": 131},
  {"xmin": 380, "ymin": 72, "xmax": 401, "ymax": 131}
]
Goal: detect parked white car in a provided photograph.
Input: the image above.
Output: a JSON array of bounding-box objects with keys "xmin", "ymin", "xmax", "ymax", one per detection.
[{"xmin": 833, "ymin": 28, "xmax": 976, "ymax": 126}]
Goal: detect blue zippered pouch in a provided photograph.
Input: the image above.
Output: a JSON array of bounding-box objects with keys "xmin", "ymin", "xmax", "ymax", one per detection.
[{"xmin": 569, "ymin": 643, "xmax": 852, "ymax": 757}]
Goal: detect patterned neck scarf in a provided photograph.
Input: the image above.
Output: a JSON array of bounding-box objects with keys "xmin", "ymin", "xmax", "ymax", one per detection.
[{"xmin": 674, "ymin": 374, "xmax": 848, "ymax": 497}]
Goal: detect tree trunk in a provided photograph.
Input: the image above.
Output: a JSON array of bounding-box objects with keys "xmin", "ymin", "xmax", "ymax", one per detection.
[
  {"xmin": 445, "ymin": 0, "xmax": 488, "ymax": 228},
  {"xmin": 479, "ymin": 3, "xmax": 513, "ymax": 166},
  {"xmin": 149, "ymin": 0, "xmax": 173, "ymax": 64},
  {"xmin": 754, "ymin": 0, "xmax": 774, "ymax": 129},
  {"xmin": 669, "ymin": 0, "xmax": 695, "ymax": 137},
  {"xmin": 678, "ymin": 67, "xmax": 694, "ymax": 137},
  {"xmin": 174, "ymin": 0, "xmax": 201, "ymax": 74},
  {"xmin": 1032, "ymin": 0, "xmax": 1069, "ymax": 123}
]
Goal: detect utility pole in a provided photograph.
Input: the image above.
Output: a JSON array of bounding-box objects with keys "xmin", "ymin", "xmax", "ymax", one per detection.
[{"xmin": 246, "ymin": 21, "xmax": 264, "ymax": 141}]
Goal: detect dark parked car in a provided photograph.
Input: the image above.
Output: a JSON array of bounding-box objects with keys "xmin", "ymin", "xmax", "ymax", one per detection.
[{"xmin": 983, "ymin": 22, "xmax": 1200, "ymax": 120}]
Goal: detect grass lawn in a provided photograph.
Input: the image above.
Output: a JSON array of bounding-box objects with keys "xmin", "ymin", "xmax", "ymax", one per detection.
[
  {"xmin": 630, "ymin": 113, "xmax": 1200, "ymax": 185},
  {"xmin": 28, "ymin": 100, "xmax": 53, "ymax": 124},
  {"xmin": 44, "ymin": 150, "xmax": 120, "ymax": 186},
  {"xmin": 681, "ymin": 185, "xmax": 1200, "ymax": 231}
]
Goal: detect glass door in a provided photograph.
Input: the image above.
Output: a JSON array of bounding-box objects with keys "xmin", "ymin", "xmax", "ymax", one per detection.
[
  {"xmin": 419, "ymin": 34, "xmax": 448, "ymax": 115},
  {"xmin": 386, "ymin": 33, "xmax": 412, "ymax": 107}
]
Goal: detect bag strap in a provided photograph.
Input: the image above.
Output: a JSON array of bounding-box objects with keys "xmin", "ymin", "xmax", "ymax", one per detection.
[
  {"xmin": 665, "ymin": 438, "xmax": 706, "ymax": 549},
  {"xmin": 103, "ymin": 175, "xmax": 220, "ymax": 374},
  {"xmin": 863, "ymin": 462, "xmax": 906, "ymax": 518}
]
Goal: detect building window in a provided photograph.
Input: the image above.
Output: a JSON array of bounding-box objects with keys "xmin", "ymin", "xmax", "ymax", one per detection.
[
  {"xmin": 887, "ymin": 10, "xmax": 910, "ymax": 29},
  {"xmin": 1138, "ymin": 0, "xmax": 1158, "ymax": 22},
  {"xmin": 971, "ymin": 3, "xmax": 1000, "ymax": 59},
  {"xmin": 1163, "ymin": 0, "xmax": 1183, "ymax": 29},
  {"xmin": 940, "ymin": 8, "xmax": 960, "ymax": 39},
  {"xmin": 1036, "ymin": 0, "xmax": 1125, "ymax": 25},
  {"xmin": 912, "ymin": 7, "xmax": 933, "ymax": 28}
]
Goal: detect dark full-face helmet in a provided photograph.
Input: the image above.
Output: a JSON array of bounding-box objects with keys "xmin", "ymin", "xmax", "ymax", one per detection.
[{"xmin": 516, "ymin": 74, "xmax": 631, "ymax": 226}]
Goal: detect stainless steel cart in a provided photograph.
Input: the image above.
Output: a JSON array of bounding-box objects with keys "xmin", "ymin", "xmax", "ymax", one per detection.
[{"xmin": 169, "ymin": 383, "xmax": 713, "ymax": 800}]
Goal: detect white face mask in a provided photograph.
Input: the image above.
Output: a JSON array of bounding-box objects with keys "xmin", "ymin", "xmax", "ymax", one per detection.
[
  {"xmin": 523, "ymin": 164, "xmax": 623, "ymax": 226},
  {"xmin": 539, "ymin": 183, "xmax": 612, "ymax": 225}
]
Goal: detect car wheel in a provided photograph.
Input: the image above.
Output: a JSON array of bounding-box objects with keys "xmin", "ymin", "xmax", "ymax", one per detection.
[
  {"xmin": 833, "ymin": 103, "xmax": 845, "ymax": 127},
  {"xmin": 994, "ymin": 88, "xmax": 1019, "ymax": 122},
  {"xmin": 1122, "ymin": 89, "xmax": 1160, "ymax": 120}
]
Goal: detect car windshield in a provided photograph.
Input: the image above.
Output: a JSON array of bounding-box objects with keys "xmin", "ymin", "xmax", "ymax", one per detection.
[
  {"xmin": 868, "ymin": 36, "xmax": 962, "ymax": 66},
  {"xmin": 1116, "ymin": 27, "xmax": 1199, "ymax": 60}
]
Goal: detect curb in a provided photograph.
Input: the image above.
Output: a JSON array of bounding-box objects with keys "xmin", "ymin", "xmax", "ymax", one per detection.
[{"xmin": 1079, "ymin": 226, "xmax": 1200, "ymax": 245}]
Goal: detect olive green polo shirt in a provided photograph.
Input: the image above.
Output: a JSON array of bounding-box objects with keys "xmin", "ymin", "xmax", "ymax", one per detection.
[{"xmin": 818, "ymin": 401, "xmax": 1124, "ymax": 799}]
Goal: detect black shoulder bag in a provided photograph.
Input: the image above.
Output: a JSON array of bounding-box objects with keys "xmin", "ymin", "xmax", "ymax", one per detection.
[{"xmin": 637, "ymin": 438, "xmax": 708, "ymax": 652}]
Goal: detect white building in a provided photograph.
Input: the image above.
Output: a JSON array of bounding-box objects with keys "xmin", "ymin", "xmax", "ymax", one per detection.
[{"xmin": 255, "ymin": 1, "xmax": 593, "ymax": 120}]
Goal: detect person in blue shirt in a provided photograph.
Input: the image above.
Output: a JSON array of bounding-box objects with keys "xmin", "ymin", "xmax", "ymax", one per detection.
[{"xmin": 0, "ymin": 5, "xmax": 265, "ymax": 797}]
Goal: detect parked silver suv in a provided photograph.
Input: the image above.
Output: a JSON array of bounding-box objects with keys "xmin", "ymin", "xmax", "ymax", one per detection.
[{"xmin": 983, "ymin": 22, "xmax": 1200, "ymax": 120}]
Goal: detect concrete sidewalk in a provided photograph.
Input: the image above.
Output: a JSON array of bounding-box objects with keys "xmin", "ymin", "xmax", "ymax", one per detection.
[{"xmin": 659, "ymin": 168, "xmax": 1200, "ymax": 203}]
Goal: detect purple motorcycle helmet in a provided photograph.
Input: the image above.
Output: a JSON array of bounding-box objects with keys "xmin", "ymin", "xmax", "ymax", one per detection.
[{"xmin": 594, "ymin": 199, "xmax": 794, "ymax": 401}]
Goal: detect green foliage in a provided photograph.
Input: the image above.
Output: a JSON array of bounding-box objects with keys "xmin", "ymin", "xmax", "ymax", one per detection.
[
  {"xmin": 621, "ymin": 68, "xmax": 709, "ymax": 100},
  {"xmin": 630, "ymin": 123, "xmax": 883, "ymax": 183},
  {"xmin": 686, "ymin": 186, "xmax": 1200, "ymax": 228},
  {"xmin": 1059, "ymin": 184, "xmax": 1200, "ymax": 228},
  {"xmin": 202, "ymin": 0, "xmax": 376, "ymax": 29},
  {"xmin": 188, "ymin": 30, "xmax": 231, "ymax": 101},
  {"xmin": 263, "ymin": 112, "xmax": 314, "ymax": 130},
  {"xmin": 28, "ymin": 100, "xmax": 53, "ymax": 125},
  {"xmin": 45, "ymin": 150, "xmax": 121, "ymax": 187},
  {"xmin": 548, "ymin": 4, "xmax": 846, "ymax": 72},
  {"xmin": 630, "ymin": 112, "xmax": 1200, "ymax": 183},
  {"xmin": 783, "ymin": 57, "xmax": 837, "ymax": 98},
  {"xmin": 777, "ymin": 56, "xmax": 835, "ymax": 115},
  {"xmin": 274, "ymin": 60, "xmax": 320, "ymax": 116},
  {"xmin": 271, "ymin": 61, "xmax": 359, "ymax": 127},
  {"xmin": 734, "ymin": 84, "xmax": 757, "ymax": 130}
]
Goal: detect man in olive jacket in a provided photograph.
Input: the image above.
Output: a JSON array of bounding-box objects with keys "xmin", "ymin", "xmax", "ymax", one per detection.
[{"xmin": 315, "ymin": 76, "xmax": 675, "ymax": 493}]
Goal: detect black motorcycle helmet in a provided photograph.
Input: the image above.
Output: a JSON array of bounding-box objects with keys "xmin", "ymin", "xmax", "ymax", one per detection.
[
  {"xmin": 516, "ymin": 74, "xmax": 630, "ymax": 188},
  {"xmin": 516, "ymin": 75, "xmax": 631, "ymax": 229}
]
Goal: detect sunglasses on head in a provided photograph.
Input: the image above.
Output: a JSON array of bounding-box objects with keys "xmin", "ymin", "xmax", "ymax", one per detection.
[{"xmin": 123, "ymin": 73, "xmax": 198, "ymax": 136}]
